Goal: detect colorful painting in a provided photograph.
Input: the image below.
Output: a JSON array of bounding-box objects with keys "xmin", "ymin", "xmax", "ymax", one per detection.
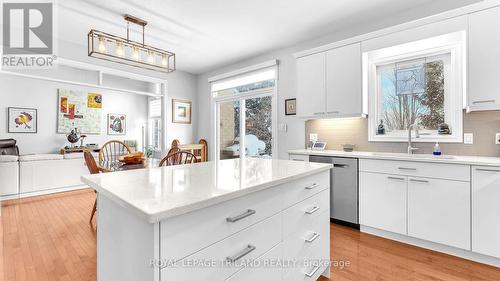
[
  {"xmin": 57, "ymin": 89, "xmax": 102, "ymax": 134},
  {"xmin": 60, "ymin": 96, "xmax": 68, "ymax": 113},
  {"xmin": 87, "ymin": 93, "xmax": 102, "ymax": 109},
  {"xmin": 107, "ymin": 114, "xmax": 126, "ymax": 135},
  {"xmin": 172, "ymin": 99, "xmax": 192, "ymax": 124},
  {"xmin": 8, "ymin": 107, "xmax": 37, "ymax": 133}
]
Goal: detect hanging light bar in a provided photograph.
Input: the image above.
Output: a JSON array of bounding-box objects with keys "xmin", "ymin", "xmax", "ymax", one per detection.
[{"xmin": 88, "ymin": 15, "xmax": 176, "ymax": 73}]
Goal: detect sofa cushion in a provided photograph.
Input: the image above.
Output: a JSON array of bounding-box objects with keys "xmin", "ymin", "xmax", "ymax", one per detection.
[
  {"xmin": 19, "ymin": 154, "xmax": 64, "ymax": 162},
  {"xmin": 0, "ymin": 138, "xmax": 19, "ymax": 156},
  {"xmin": 0, "ymin": 155, "xmax": 18, "ymax": 162}
]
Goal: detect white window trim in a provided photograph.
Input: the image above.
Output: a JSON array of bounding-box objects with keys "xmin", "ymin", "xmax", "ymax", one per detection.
[
  {"xmin": 365, "ymin": 31, "xmax": 465, "ymax": 143},
  {"xmin": 210, "ymin": 62, "xmax": 279, "ymax": 161}
]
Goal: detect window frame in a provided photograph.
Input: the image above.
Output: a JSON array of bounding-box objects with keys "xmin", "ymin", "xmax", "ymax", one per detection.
[{"xmin": 365, "ymin": 31, "xmax": 465, "ymax": 143}]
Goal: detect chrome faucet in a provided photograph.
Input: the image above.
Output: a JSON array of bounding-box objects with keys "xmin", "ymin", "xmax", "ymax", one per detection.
[{"xmin": 407, "ymin": 123, "xmax": 420, "ymax": 154}]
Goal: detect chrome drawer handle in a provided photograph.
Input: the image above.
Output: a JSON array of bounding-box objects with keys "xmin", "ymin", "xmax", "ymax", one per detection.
[
  {"xmin": 476, "ymin": 168, "xmax": 500, "ymax": 172},
  {"xmin": 472, "ymin": 99, "xmax": 495, "ymax": 104},
  {"xmin": 305, "ymin": 265, "xmax": 321, "ymax": 278},
  {"xmin": 305, "ymin": 232, "xmax": 320, "ymax": 243},
  {"xmin": 410, "ymin": 179, "xmax": 429, "ymax": 183},
  {"xmin": 387, "ymin": 176, "xmax": 405, "ymax": 181},
  {"xmin": 226, "ymin": 209, "xmax": 256, "ymax": 223},
  {"xmin": 398, "ymin": 167, "xmax": 417, "ymax": 171},
  {"xmin": 305, "ymin": 206, "xmax": 320, "ymax": 214},
  {"xmin": 327, "ymin": 111, "xmax": 340, "ymax": 114},
  {"xmin": 305, "ymin": 183, "xmax": 319, "ymax": 190},
  {"xmin": 226, "ymin": 245, "xmax": 256, "ymax": 263}
]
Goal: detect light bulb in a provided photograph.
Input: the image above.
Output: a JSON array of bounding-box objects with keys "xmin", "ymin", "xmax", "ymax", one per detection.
[
  {"xmin": 98, "ymin": 36, "xmax": 106, "ymax": 53},
  {"xmin": 161, "ymin": 55, "xmax": 168, "ymax": 67},
  {"xmin": 132, "ymin": 47, "xmax": 140, "ymax": 61},
  {"xmin": 115, "ymin": 41, "xmax": 124, "ymax": 57},
  {"xmin": 147, "ymin": 51, "xmax": 154, "ymax": 64}
]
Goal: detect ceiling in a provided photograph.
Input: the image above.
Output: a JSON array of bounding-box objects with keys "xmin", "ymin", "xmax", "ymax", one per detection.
[{"xmin": 57, "ymin": 0, "xmax": 481, "ymax": 74}]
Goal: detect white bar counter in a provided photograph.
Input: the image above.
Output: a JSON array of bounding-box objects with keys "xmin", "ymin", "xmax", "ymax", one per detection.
[{"xmin": 82, "ymin": 158, "xmax": 332, "ymax": 281}]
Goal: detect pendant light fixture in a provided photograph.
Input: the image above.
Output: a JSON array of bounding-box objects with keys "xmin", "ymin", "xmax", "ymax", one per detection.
[{"xmin": 88, "ymin": 15, "xmax": 175, "ymax": 73}]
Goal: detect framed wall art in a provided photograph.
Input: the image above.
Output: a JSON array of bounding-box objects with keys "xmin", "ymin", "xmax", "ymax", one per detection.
[
  {"xmin": 8, "ymin": 107, "xmax": 38, "ymax": 133},
  {"xmin": 107, "ymin": 114, "xmax": 126, "ymax": 135},
  {"xmin": 172, "ymin": 99, "xmax": 192, "ymax": 124},
  {"xmin": 285, "ymin": 98, "xmax": 296, "ymax": 115}
]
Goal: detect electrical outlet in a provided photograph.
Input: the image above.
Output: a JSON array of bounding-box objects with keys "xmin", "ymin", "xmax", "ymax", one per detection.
[
  {"xmin": 464, "ymin": 133, "xmax": 473, "ymax": 144},
  {"xmin": 309, "ymin": 133, "xmax": 318, "ymax": 142},
  {"xmin": 496, "ymin": 133, "xmax": 500, "ymax": 144}
]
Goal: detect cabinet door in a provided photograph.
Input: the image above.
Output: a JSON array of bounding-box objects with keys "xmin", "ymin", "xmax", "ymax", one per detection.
[
  {"xmin": 408, "ymin": 177, "xmax": 470, "ymax": 250},
  {"xmin": 469, "ymin": 6, "xmax": 500, "ymax": 111},
  {"xmin": 472, "ymin": 166, "xmax": 500, "ymax": 258},
  {"xmin": 359, "ymin": 172, "xmax": 407, "ymax": 235},
  {"xmin": 326, "ymin": 43, "xmax": 362, "ymax": 116},
  {"xmin": 296, "ymin": 52, "xmax": 326, "ymax": 117}
]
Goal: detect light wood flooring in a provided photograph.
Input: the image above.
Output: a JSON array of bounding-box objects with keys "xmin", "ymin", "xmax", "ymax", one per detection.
[{"xmin": 2, "ymin": 189, "xmax": 500, "ymax": 281}]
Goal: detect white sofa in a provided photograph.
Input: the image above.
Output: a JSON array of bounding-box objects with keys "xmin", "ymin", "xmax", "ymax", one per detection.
[{"xmin": 0, "ymin": 152, "xmax": 97, "ymax": 200}]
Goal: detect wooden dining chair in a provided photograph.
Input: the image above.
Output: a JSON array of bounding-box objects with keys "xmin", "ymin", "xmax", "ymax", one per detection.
[
  {"xmin": 84, "ymin": 150, "xmax": 104, "ymax": 224},
  {"xmin": 99, "ymin": 140, "xmax": 132, "ymax": 164},
  {"xmin": 159, "ymin": 151, "xmax": 198, "ymax": 166}
]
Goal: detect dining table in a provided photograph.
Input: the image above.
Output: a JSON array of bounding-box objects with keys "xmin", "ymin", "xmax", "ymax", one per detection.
[{"xmin": 98, "ymin": 158, "xmax": 161, "ymax": 172}]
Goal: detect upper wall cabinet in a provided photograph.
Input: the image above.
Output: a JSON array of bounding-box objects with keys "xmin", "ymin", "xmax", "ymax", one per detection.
[
  {"xmin": 296, "ymin": 43, "xmax": 362, "ymax": 119},
  {"xmin": 296, "ymin": 52, "xmax": 326, "ymax": 117},
  {"xmin": 326, "ymin": 43, "xmax": 362, "ymax": 116},
  {"xmin": 469, "ymin": 6, "xmax": 500, "ymax": 111}
]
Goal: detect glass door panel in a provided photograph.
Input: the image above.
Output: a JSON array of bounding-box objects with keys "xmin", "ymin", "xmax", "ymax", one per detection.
[
  {"xmin": 244, "ymin": 96, "xmax": 272, "ymax": 158},
  {"xmin": 218, "ymin": 100, "xmax": 240, "ymax": 160}
]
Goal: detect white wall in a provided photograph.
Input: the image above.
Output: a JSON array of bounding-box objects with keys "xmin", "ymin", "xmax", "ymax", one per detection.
[
  {"xmin": 195, "ymin": 0, "xmax": 481, "ymax": 160},
  {"xmin": 0, "ymin": 74, "xmax": 148, "ymax": 154}
]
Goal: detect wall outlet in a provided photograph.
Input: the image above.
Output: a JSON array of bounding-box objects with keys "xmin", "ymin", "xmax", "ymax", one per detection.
[
  {"xmin": 464, "ymin": 133, "xmax": 474, "ymax": 144},
  {"xmin": 496, "ymin": 133, "xmax": 500, "ymax": 144},
  {"xmin": 309, "ymin": 133, "xmax": 318, "ymax": 142}
]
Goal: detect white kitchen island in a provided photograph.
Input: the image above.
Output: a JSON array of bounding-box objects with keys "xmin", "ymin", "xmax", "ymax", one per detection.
[{"xmin": 81, "ymin": 158, "xmax": 332, "ymax": 281}]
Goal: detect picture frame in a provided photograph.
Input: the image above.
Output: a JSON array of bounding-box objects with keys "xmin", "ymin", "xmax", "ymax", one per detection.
[
  {"xmin": 8, "ymin": 107, "xmax": 38, "ymax": 133},
  {"xmin": 107, "ymin": 113, "xmax": 126, "ymax": 135},
  {"xmin": 172, "ymin": 99, "xmax": 192, "ymax": 124},
  {"xmin": 285, "ymin": 98, "xmax": 297, "ymax": 115}
]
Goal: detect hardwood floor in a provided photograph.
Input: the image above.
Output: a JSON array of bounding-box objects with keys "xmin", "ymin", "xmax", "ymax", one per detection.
[{"xmin": 2, "ymin": 189, "xmax": 500, "ymax": 281}]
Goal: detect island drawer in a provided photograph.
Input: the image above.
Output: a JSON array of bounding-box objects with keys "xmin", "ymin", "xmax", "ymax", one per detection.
[
  {"xmin": 283, "ymin": 189, "xmax": 330, "ymax": 237},
  {"xmin": 224, "ymin": 243, "xmax": 283, "ymax": 281},
  {"xmin": 283, "ymin": 170, "xmax": 330, "ymax": 208},
  {"xmin": 359, "ymin": 159, "xmax": 470, "ymax": 181},
  {"xmin": 160, "ymin": 184, "xmax": 284, "ymax": 261},
  {"xmin": 283, "ymin": 209, "xmax": 329, "ymax": 263},
  {"xmin": 161, "ymin": 213, "xmax": 282, "ymax": 281}
]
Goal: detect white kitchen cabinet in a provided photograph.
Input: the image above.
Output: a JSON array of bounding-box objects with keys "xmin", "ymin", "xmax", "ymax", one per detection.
[
  {"xmin": 0, "ymin": 161, "xmax": 19, "ymax": 196},
  {"xmin": 469, "ymin": 6, "xmax": 500, "ymax": 111},
  {"xmin": 359, "ymin": 172, "xmax": 407, "ymax": 235},
  {"xmin": 472, "ymin": 166, "xmax": 500, "ymax": 258},
  {"xmin": 326, "ymin": 43, "xmax": 362, "ymax": 116},
  {"xmin": 408, "ymin": 177, "xmax": 470, "ymax": 250},
  {"xmin": 296, "ymin": 52, "xmax": 326, "ymax": 117}
]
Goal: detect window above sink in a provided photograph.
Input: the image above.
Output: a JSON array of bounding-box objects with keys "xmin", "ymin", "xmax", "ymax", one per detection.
[{"xmin": 364, "ymin": 31, "xmax": 466, "ymax": 143}]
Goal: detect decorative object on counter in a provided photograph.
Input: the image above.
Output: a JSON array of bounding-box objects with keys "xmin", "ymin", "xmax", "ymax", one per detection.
[
  {"xmin": 67, "ymin": 128, "xmax": 81, "ymax": 148},
  {"xmin": 0, "ymin": 139, "xmax": 19, "ymax": 155},
  {"xmin": 342, "ymin": 144, "xmax": 356, "ymax": 152},
  {"xmin": 57, "ymin": 89, "xmax": 102, "ymax": 134},
  {"xmin": 438, "ymin": 123, "xmax": 451, "ymax": 135},
  {"xmin": 87, "ymin": 14, "xmax": 176, "ymax": 73},
  {"xmin": 285, "ymin": 98, "xmax": 297, "ymax": 115},
  {"xmin": 311, "ymin": 141, "xmax": 327, "ymax": 150},
  {"xmin": 377, "ymin": 119, "xmax": 386, "ymax": 135},
  {"xmin": 144, "ymin": 145, "xmax": 156, "ymax": 158},
  {"xmin": 107, "ymin": 114, "xmax": 126, "ymax": 135},
  {"xmin": 8, "ymin": 107, "xmax": 37, "ymax": 133},
  {"xmin": 172, "ymin": 99, "xmax": 192, "ymax": 124},
  {"xmin": 433, "ymin": 142, "xmax": 442, "ymax": 156}
]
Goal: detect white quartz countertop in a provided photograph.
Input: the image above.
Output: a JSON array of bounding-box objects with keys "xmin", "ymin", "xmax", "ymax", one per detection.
[
  {"xmin": 289, "ymin": 149, "xmax": 500, "ymax": 166},
  {"xmin": 81, "ymin": 158, "xmax": 331, "ymax": 223}
]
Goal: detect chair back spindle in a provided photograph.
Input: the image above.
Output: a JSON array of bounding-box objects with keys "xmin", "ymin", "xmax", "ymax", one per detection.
[{"xmin": 159, "ymin": 151, "xmax": 198, "ymax": 166}]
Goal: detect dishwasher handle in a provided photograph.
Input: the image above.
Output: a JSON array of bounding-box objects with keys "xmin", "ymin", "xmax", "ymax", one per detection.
[{"xmin": 333, "ymin": 163, "xmax": 349, "ymax": 168}]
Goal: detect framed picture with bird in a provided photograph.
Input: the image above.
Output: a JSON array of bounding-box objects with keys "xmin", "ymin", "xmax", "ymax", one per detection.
[{"xmin": 8, "ymin": 107, "xmax": 37, "ymax": 133}]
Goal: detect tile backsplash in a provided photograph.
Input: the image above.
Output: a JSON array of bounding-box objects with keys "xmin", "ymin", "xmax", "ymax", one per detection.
[{"xmin": 305, "ymin": 110, "xmax": 500, "ymax": 157}]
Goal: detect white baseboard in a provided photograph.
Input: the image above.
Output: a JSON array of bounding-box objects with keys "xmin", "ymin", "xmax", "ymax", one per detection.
[
  {"xmin": 361, "ymin": 225, "xmax": 500, "ymax": 268},
  {"xmin": 0, "ymin": 185, "xmax": 90, "ymax": 201}
]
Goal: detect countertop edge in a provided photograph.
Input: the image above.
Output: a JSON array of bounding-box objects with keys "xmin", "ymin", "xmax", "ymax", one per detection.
[{"xmin": 81, "ymin": 164, "xmax": 331, "ymax": 223}]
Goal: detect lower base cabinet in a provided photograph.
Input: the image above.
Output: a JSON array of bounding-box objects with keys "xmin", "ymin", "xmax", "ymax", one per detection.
[
  {"xmin": 359, "ymin": 172, "xmax": 407, "ymax": 235},
  {"xmin": 225, "ymin": 243, "xmax": 283, "ymax": 281},
  {"xmin": 408, "ymin": 177, "xmax": 470, "ymax": 250},
  {"xmin": 472, "ymin": 166, "xmax": 500, "ymax": 258}
]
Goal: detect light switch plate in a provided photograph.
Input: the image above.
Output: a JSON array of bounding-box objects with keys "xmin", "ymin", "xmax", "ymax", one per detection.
[
  {"xmin": 464, "ymin": 133, "xmax": 473, "ymax": 144},
  {"xmin": 496, "ymin": 133, "xmax": 500, "ymax": 144}
]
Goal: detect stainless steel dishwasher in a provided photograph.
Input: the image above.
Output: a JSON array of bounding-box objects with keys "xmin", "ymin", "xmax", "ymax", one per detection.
[{"xmin": 309, "ymin": 155, "xmax": 359, "ymax": 228}]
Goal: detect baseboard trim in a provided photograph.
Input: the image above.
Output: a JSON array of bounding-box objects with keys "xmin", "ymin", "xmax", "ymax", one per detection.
[{"xmin": 361, "ymin": 225, "xmax": 500, "ymax": 268}]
